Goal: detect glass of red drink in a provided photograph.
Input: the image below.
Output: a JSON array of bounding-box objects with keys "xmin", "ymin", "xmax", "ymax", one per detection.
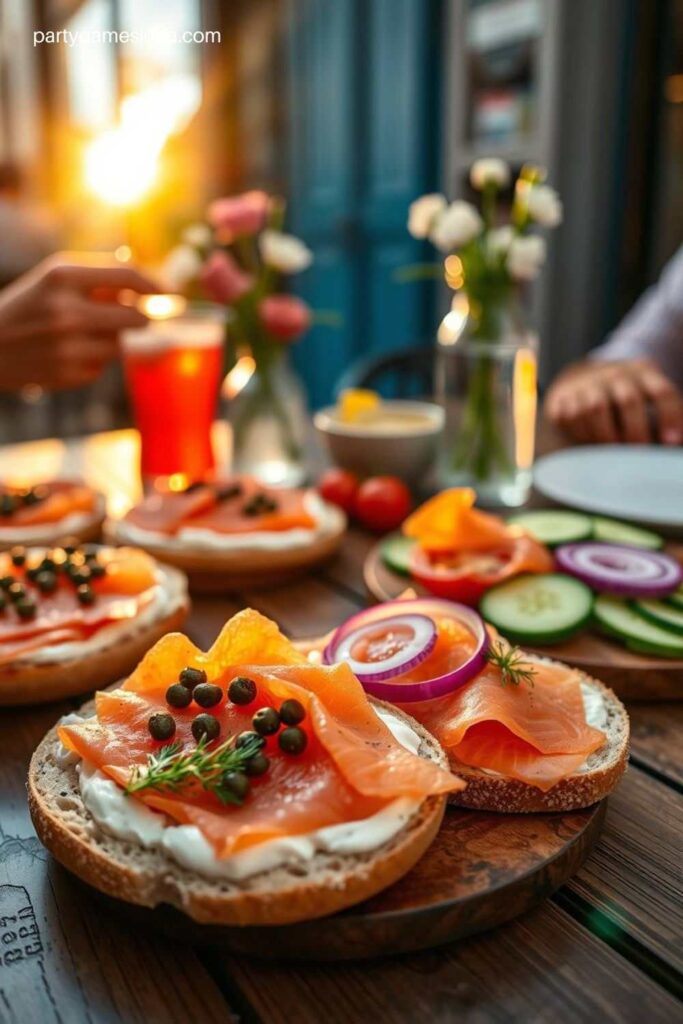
[{"xmin": 122, "ymin": 298, "xmax": 225, "ymax": 484}]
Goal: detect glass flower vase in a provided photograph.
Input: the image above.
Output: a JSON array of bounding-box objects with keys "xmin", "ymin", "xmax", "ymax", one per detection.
[
  {"xmin": 224, "ymin": 350, "xmax": 308, "ymax": 487},
  {"xmin": 435, "ymin": 292, "xmax": 538, "ymax": 507}
]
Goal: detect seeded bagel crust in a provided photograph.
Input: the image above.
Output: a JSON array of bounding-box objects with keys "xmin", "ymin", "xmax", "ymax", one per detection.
[
  {"xmin": 0, "ymin": 564, "xmax": 190, "ymax": 706},
  {"xmin": 28, "ymin": 698, "xmax": 450, "ymax": 926}
]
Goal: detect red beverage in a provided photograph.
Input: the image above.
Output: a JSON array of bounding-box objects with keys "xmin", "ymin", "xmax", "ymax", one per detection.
[{"xmin": 122, "ymin": 302, "xmax": 224, "ymax": 481}]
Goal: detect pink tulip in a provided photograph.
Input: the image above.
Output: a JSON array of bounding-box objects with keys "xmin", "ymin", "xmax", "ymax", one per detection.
[
  {"xmin": 200, "ymin": 250, "xmax": 254, "ymax": 305},
  {"xmin": 259, "ymin": 294, "xmax": 312, "ymax": 341},
  {"xmin": 208, "ymin": 190, "xmax": 270, "ymax": 239}
]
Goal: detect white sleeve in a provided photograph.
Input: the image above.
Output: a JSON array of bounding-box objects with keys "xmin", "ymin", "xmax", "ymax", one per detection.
[{"xmin": 590, "ymin": 246, "xmax": 683, "ymax": 387}]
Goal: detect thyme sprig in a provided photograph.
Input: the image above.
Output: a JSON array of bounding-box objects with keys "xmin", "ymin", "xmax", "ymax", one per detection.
[
  {"xmin": 125, "ymin": 733, "xmax": 264, "ymax": 805},
  {"xmin": 485, "ymin": 641, "xmax": 537, "ymax": 688}
]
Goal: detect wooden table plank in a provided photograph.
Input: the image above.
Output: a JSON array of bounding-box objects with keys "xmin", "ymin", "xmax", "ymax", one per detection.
[
  {"xmin": 321, "ymin": 526, "xmax": 376, "ymax": 601},
  {"xmin": 223, "ymin": 902, "xmax": 681, "ymax": 1024},
  {"xmin": 628, "ymin": 704, "xmax": 683, "ymax": 786},
  {"xmin": 562, "ymin": 765, "xmax": 683, "ymax": 976},
  {"xmin": 0, "ymin": 704, "xmax": 234, "ymax": 1024}
]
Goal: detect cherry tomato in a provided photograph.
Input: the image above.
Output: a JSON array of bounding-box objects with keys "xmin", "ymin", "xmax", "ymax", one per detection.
[
  {"xmin": 318, "ymin": 468, "xmax": 359, "ymax": 514},
  {"xmin": 355, "ymin": 477, "xmax": 412, "ymax": 532}
]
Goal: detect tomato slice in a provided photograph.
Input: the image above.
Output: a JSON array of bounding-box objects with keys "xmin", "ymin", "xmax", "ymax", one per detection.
[{"xmin": 409, "ymin": 535, "xmax": 553, "ymax": 605}]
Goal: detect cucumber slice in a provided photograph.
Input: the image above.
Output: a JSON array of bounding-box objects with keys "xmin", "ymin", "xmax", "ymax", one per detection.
[
  {"xmin": 668, "ymin": 586, "xmax": 683, "ymax": 611},
  {"xmin": 480, "ymin": 573, "xmax": 593, "ymax": 644},
  {"xmin": 593, "ymin": 594, "xmax": 683, "ymax": 657},
  {"xmin": 381, "ymin": 534, "xmax": 415, "ymax": 576},
  {"xmin": 591, "ymin": 517, "xmax": 664, "ymax": 551},
  {"xmin": 631, "ymin": 598, "xmax": 683, "ymax": 636},
  {"xmin": 508, "ymin": 510, "xmax": 593, "ymax": 547}
]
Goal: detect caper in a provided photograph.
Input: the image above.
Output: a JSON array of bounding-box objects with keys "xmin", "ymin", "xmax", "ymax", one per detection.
[
  {"xmin": 15, "ymin": 598, "xmax": 37, "ymax": 620},
  {"xmin": 10, "ymin": 546, "xmax": 26, "ymax": 567},
  {"xmin": 280, "ymin": 699, "xmax": 306, "ymax": 726},
  {"xmin": 76, "ymin": 584, "xmax": 95, "ymax": 605},
  {"xmin": 71, "ymin": 565, "xmax": 93, "ymax": 586},
  {"xmin": 7, "ymin": 581, "xmax": 25, "ymax": 601},
  {"xmin": 61, "ymin": 539, "xmax": 79, "ymax": 554},
  {"xmin": 245, "ymin": 752, "xmax": 270, "ymax": 777},
  {"xmin": 179, "ymin": 666, "xmax": 207, "ymax": 691},
  {"xmin": 89, "ymin": 561, "xmax": 106, "ymax": 579},
  {"xmin": 166, "ymin": 683, "xmax": 193, "ymax": 708},
  {"xmin": 279, "ymin": 726, "xmax": 308, "ymax": 755},
  {"xmin": 228, "ymin": 675, "xmax": 257, "ymax": 705},
  {"xmin": 35, "ymin": 571, "xmax": 58, "ymax": 594},
  {"xmin": 39, "ymin": 556, "xmax": 57, "ymax": 573},
  {"xmin": 235, "ymin": 730, "xmax": 265, "ymax": 751},
  {"xmin": 0, "ymin": 494, "xmax": 16, "ymax": 516},
  {"xmin": 193, "ymin": 682, "xmax": 223, "ymax": 708},
  {"xmin": 220, "ymin": 770, "xmax": 250, "ymax": 802},
  {"xmin": 48, "ymin": 548, "xmax": 68, "ymax": 567},
  {"xmin": 243, "ymin": 494, "xmax": 278, "ymax": 516},
  {"xmin": 25, "ymin": 566, "xmax": 40, "ymax": 582},
  {"xmin": 252, "ymin": 706, "xmax": 280, "ymax": 737},
  {"xmin": 0, "ymin": 575, "xmax": 14, "ymax": 590},
  {"xmin": 148, "ymin": 712, "xmax": 176, "ymax": 741},
  {"xmin": 191, "ymin": 713, "xmax": 220, "ymax": 743},
  {"xmin": 215, "ymin": 483, "xmax": 242, "ymax": 502},
  {"xmin": 23, "ymin": 485, "xmax": 48, "ymax": 506}
]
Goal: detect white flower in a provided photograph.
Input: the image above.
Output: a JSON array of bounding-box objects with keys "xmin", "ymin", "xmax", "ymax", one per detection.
[
  {"xmin": 526, "ymin": 185, "xmax": 563, "ymax": 227},
  {"xmin": 506, "ymin": 235, "xmax": 547, "ymax": 281},
  {"xmin": 407, "ymin": 193, "xmax": 447, "ymax": 239},
  {"xmin": 470, "ymin": 158, "xmax": 510, "ymax": 190},
  {"xmin": 160, "ymin": 244, "xmax": 203, "ymax": 290},
  {"xmin": 259, "ymin": 229, "xmax": 313, "ymax": 273},
  {"xmin": 430, "ymin": 201, "xmax": 483, "ymax": 253},
  {"xmin": 182, "ymin": 223, "xmax": 212, "ymax": 248},
  {"xmin": 487, "ymin": 225, "xmax": 514, "ymax": 257}
]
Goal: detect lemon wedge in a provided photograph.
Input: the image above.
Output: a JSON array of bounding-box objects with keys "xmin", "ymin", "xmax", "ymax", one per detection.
[{"xmin": 339, "ymin": 388, "xmax": 381, "ymax": 423}]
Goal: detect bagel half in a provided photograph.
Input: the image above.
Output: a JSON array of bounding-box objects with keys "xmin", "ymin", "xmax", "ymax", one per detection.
[
  {"xmin": 0, "ymin": 491, "xmax": 106, "ymax": 550},
  {"xmin": 105, "ymin": 503, "xmax": 347, "ymax": 592},
  {"xmin": 0, "ymin": 563, "xmax": 190, "ymax": 706},
  {"xmin": 448, "ymin": 668, "xmax": 629, "ymax": 813},
  {"xmin": 295, "ymin": 637, "xmax": 629, "ymax": 813},
  {"xmin": 28, "ymin": 699, "xmax": 448, "ymax": 926}
]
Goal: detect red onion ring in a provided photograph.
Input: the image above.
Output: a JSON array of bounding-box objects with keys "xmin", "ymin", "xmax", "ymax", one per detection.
[
  {"xmin": 328, "ymin": 614, "xmax": 436, "ymax": 682},
  {"xmin": 555, "ymin": 542, "xmax": 682, "ymax": 598},
  {"xmin": 323, "ymin": 598, "xmax": 489, "ymax": 702}
]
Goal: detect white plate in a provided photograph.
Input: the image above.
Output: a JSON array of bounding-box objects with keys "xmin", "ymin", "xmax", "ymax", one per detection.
[{"xmin": 533, "ymin": 446, "xmax": 683, "ymax": 531}]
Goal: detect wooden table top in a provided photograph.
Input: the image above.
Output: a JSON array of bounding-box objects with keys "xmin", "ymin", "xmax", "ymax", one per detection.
[{"xmin": 0, "ymin": 429, "xmax": 682, "ymax": 1023}]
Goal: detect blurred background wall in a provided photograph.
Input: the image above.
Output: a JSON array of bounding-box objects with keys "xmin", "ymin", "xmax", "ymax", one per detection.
[{"xmin": 0, "ymin": 0, "xmax": 681, "ymax": 439}]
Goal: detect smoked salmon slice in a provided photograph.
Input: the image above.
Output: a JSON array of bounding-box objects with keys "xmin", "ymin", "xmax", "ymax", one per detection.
[
  {"xmin": 123, "ymin": 477, "xmax": 316, "ymax": 536},
  {"xmin": 386, "ymin": 618, "xmax": 605, "ymax": 791},
  {"xmin": 0, "ymin": 547, "xmax": 159, "ymax": 655},
  {"xmin": 10, "ymin": 485, "xmax": 96, "ymax": 526},
  {"xmin": 59, "ymin": 609, "xmax": 461, "ymax": 858}
]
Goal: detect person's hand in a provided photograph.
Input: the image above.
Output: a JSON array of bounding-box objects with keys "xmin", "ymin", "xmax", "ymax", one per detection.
[
  {"xmin": 0, "ymin": 254, "xmax": 159, "ymax": 391},
  {"xmin": 544, "ymin": 358, "xmax": 683, "ymax": 445}
]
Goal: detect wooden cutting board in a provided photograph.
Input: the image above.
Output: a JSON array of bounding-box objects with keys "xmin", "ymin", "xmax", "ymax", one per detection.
[
  {"xmin": 83, "ymin": 800, "xmax": 605, "ymax": 961},
  {"xmin": 363, "ymin": 541, "xmax": 683, "ymax": 701}
]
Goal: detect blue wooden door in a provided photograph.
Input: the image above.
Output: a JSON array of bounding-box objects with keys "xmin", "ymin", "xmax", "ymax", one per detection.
[{"xmin": 286, "ymin": 0, "xmax": 442, "ymax": 408}]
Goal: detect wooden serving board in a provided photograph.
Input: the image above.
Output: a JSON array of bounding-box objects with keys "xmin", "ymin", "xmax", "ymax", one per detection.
[
  {"xmin": 364, "ymin": 541, "xmax": 683, "ymax": 701},
  {"xmin": 81, "ymin": 801, "xmax": 605, "ymax": 962}
]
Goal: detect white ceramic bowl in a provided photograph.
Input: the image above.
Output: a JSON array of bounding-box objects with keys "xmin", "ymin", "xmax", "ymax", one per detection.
[{"xmin": 314, "ymin": 400, "xmax": 444, "ymax": 484}]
